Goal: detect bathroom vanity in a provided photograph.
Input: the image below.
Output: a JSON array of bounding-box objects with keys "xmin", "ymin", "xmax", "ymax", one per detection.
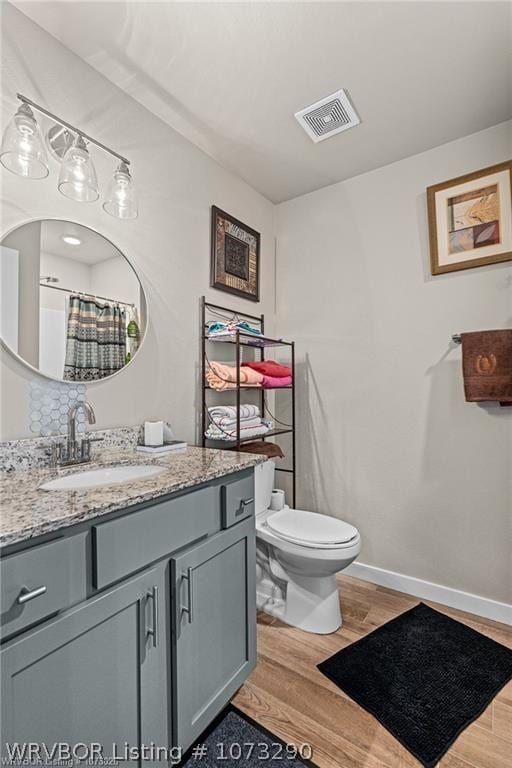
[{"xmin": 0, "ymin": 446, "xmax": 263, "ymax": 761}]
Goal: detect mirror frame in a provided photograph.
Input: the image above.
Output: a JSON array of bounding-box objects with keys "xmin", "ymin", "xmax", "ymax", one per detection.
[{"xmin": 0, "ymin": 217, "xmax": 148, "ymax": 384}]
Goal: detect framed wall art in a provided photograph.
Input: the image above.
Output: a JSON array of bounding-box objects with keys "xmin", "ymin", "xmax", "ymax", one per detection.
[
  {"xmin": 210, "ymin": 206, "xmax": 260, "ymax": 302},
  {"xmin": 427, "ymin": 161, "xmax": 512, "ymax": 275}
]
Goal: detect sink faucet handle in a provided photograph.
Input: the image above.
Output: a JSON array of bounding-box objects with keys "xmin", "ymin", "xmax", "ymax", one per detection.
[
  {"xmin": 36, "ymin": 442, "xmax": 63, "ymax": 469},
  {"xmin": 80, "ymin": 436, "xmax": 103, "ymax": 461}
]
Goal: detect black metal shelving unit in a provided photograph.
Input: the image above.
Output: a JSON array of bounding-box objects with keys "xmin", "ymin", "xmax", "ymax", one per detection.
[{"xmin": 201, "ymin": 296, "xmax": 296, "ymax": 506}]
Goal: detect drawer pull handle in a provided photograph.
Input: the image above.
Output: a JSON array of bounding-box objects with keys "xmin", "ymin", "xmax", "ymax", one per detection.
[
  {"xmin": 17, "ymin": 585, "xmax": 47, "ymax": 604},
  {"xmin": 237, "ymin": 497, "xmax": 254, "ymax": 515},
  {"xmin": 181, "ymin": 568, "xmax": 194, "ymax": 623},
  {"xmin": 147, "ymin": 586, "xmax": 159, "ymax": 648}
]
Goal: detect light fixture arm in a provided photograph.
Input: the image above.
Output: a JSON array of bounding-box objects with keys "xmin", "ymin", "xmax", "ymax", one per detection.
[{"xmin": 16, "ymin": 93, "xmax": 130, "ymax": 166}]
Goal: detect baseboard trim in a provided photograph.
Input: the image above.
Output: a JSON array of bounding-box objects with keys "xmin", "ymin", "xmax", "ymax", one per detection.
[{"xmin": 344, "ymin": 562, "xmax": 512, "ymax": 626}]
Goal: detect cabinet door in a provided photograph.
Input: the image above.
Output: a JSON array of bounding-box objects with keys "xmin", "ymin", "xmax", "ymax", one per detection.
[
  {"xmin": 1, "ymin": 564, "xmax": 168, "ymax": 766},
  {"xmin": 171, "ymin": 517, "xmax": 256, "ymax": 750}
]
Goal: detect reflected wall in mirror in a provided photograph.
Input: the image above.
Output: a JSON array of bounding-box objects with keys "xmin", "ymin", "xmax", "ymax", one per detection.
[{"xmin": 0, "ymin": 220, "xmax": 146, "ymax": 382}]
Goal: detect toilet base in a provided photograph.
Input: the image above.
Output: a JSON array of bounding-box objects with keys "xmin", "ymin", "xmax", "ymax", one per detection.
[{"xmin": 257, "ymin": 572, "xmax": 342, "ymax": 634}]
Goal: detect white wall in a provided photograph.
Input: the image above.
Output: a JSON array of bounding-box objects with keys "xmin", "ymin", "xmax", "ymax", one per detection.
[
  {"xmin": 2, "ymin": 219, "xmax": 41, "ymax": 367},
  {"xmin": 0, "ymin": 4, "xmax": 275, "ymax": 441},
  {"xmin": 0, "ymin": 246, "xmax": 19, "ymax": 354},
  {"xmin": 40, "ymin": 252, "xmax": 90, "ymax": 310},
  {"xmin": 89, "ymin": 256, "xmax": 141, "ymax": 308},
  {"xmin": 276, "ymin": 122, "xmax": 512, "ymax": 605}
]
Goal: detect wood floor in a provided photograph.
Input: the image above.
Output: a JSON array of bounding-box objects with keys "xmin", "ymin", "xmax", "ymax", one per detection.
[{"xmin": 233, "ymin": 574, "xmax": 512, "ymax": 768}]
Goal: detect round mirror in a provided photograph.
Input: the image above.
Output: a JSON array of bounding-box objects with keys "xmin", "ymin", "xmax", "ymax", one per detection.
[{"xmin": 0, "ymin": 219, "xmax": 147, "ymax": 382}]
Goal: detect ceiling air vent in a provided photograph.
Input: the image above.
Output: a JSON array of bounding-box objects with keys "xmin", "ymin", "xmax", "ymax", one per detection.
[{"xmin": 295, "ymin": 89, "xmax": 360, "ymax": 143}]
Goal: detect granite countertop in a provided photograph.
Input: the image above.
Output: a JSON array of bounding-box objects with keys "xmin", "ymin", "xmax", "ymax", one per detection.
[{"xmin": 0, "ymin": 446, "xmax": 265, "ymax": 549}]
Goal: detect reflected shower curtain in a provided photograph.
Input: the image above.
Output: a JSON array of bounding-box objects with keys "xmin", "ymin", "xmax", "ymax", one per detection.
[{"xmin": 64, "ymin": 295, "xmax": 126, "ymax": 381}]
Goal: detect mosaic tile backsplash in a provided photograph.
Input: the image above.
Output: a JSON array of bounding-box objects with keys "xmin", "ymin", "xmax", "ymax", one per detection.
[{"xmin": 29, "ymin": 380, "xmax": 87, "ymax": 437}]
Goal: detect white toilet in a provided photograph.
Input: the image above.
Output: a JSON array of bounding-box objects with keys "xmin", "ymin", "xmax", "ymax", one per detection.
[{"xmin": 255, "ymin": 461, "xmax": 361, "ymax": 634}]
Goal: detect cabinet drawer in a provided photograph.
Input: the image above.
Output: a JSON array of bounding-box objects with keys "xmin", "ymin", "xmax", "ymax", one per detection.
[
  {"xmin": 1, "ymin": 538, "xmax": 81, "ymax": 639},
  {"xmin": 93, "ymin": 485, "xmax": 221, "ymax": 589},
  {"xmin": 221, "ymin": 469, "xmax": 255, "ymax": 528}
]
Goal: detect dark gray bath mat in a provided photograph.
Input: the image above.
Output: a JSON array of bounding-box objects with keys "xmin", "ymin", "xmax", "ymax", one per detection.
[
  {"xmin": 318, "ymin": 602, "xmax": 512, "ymax": 768},
  {"xmin": 179, "ymin": 705, "xmax": 317, "ymax": 767}
]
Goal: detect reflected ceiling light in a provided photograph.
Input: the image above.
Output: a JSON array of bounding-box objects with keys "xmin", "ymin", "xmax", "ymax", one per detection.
[
  {"xmin": 0, "ymin": 102, "xmax": 49, "ymax": 179},
  {"xmin": 1, "ymin": 94, "xmax": 137, "ymax": 219},
  {"xmin": 62, "ymin": 235, "xmax": 81, "ymax": 245},
  {"xmin": 103, "ymin": 162, "xmax": 138, "ymax": 220},
  {"xmin": 58, "ymin": 135, "xmax": 99, "ymax": 202}
]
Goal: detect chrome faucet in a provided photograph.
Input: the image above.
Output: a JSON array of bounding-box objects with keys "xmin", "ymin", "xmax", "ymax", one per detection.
[
  {"xmin": 65, "ymin": 401, "xmax": 97, "ymax": 463},
  {"xmin": 68, "ymin": 401, "xmax": 95, "ymax": 452},
  {"xmin": 57, "ymin": 401, "xmax": 101, "ymax": 466},
  {"xmin": 37, "ymin": 401, "xmax": 102, "ymax": 468}
]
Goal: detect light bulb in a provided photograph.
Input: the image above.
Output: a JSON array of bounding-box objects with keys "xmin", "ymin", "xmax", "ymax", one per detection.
[
  {"xmin": 0, "ymin": 102, "xmax": 49, "ymax": 179},
  {"xmin": 58, "ymin": 135, "xmax": 99, "ymax": 202},
  {"xmin": 103, "ymin": 162, "xmax": 138, "ymax": 219}
]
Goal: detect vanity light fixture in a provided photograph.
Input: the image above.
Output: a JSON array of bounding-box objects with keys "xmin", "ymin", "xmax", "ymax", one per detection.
[
  {"xmin": 58, "ymin": 135, "xmax": 99, "ymax": 203},
  {"xmin": 45, "ymin": 124, "xmax": 74, "ymax": 161},
  {"xmin": 0, "ymin": 102, "xmax": 49, "ymax": 179},
  {"xmin": 102, "ymin": 161, "xmax": 138, "ymax": 220},
  {"xmin": 0, "ymin": 94, "xmax": 138, "ymax": 219}
]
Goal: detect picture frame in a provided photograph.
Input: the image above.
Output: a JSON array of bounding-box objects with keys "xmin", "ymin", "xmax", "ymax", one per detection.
[
  {"xmin": 210, "ymin": 206, "xmax": 260, "ymax": 302},
  {"xmin": 427, "ymin": 161, "xmax": 512, "ymax": 275}
]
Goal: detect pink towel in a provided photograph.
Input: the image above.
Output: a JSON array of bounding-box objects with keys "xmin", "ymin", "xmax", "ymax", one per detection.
[
  {"xmin": 206, "ymin": 362, "xmax": 263, "ymax": 390},
  {"xmin": 242, "ymin": 360, "xmax": 292, "ymax": 378},
  {"xmin": 261, "ymin": 375, "xmax": 292, "ymax": 388}
]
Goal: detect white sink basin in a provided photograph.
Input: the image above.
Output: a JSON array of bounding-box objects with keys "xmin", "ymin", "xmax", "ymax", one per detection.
[{"xmin": 39, "ymin": 464, "xmax": 166, "ymax": 491}]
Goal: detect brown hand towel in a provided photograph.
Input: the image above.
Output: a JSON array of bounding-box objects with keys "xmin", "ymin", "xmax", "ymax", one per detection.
[
  {"xmin": 461, "ymin": 330, "xmax": 512, "ymax": 404},
  {"xmin": 240, "ymin": 441, "xmax": 285, "ymax": 459}
]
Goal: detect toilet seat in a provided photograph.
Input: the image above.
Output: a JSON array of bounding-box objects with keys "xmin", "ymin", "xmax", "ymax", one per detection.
[{"xmin": 265, "ymin": 507, "xmax": 359, "ymax": 549}]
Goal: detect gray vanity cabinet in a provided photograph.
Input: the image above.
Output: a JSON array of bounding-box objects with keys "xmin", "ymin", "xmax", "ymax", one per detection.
[
  {"xmin": 1, "ymin": 467, "xmax": 257, "ymax": 760},
  {"xmin": 171, "ymin": 515, "xmax": 256, "ymax": 750},
  {"xmin": 0, "ymin": 563, "xmax": 168, "ymax": 764}
]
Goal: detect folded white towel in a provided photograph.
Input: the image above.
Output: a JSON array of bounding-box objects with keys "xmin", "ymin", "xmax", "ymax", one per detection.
[
  {"xmin": 208, "ymin": 404, "xmax": 260, "ymax": 421},
  {"xmin": 211, "ymin": 416, "xmax": 263, "ymax": 430},
  {"xmin": 205, "ymin": 422, "xmax": 272, "ymax": 442}
]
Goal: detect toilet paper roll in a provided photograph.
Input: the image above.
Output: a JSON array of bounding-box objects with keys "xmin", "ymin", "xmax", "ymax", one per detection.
[
  {"xmin": 144, "ymin": 420, "xmax": 164, "ymax": 447},
  {"xmin": 269, "ymin": 489, "xmax": 285, "ymax": 511}
]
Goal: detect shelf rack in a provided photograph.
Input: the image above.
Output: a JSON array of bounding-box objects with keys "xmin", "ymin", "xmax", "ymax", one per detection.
[{"xmin": 201, "ymin": 297, "xmax": 296, "ymax": 506}]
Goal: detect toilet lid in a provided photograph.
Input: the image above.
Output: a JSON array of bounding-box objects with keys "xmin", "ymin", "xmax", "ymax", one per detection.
[{"xmin": 266, "ymin": 508, "xmax": 358, "ymax": 546}]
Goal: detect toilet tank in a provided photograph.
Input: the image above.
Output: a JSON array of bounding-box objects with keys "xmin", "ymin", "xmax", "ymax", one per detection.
[{"xmin": 254, "ymin": 460, "xmax": 275, "ymax": 514}]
